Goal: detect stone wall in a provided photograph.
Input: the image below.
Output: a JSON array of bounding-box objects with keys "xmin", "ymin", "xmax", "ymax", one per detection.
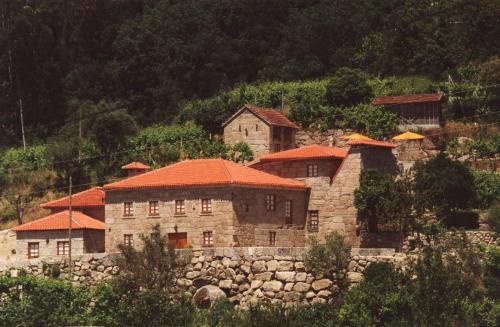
[
  {"xmin": 223, "ymin": 110, "xmax": 272, "ymax": 159},
  {"xmin": 105, "ymin": 186, "xmax": 309, "ymax": 251},
  {"xmin": 0, "ymin": 247, "xmax": 405, "ymax": 308}
]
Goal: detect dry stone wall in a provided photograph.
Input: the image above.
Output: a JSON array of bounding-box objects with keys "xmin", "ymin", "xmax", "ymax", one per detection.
[{"xmin": 0, "ymin": 247, "xmax": 406, "ymax": 308}]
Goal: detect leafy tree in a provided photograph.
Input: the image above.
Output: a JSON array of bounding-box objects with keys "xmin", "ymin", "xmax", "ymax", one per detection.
[
  {"xmin": 354, "ymin": 170, "xmax": 413, "ymax": 233},
  {"xmin": 114, "ymin": 225, "xmax": 187, "ymax": 293},
  {"xmin": 304, "ymin": 232, "xmax": 351, "ymax": 289},
  {"xmin": 473, "ymin": 171, "xmax": 500, "ymax": 210},
  {"xmin": 412, "ymin": 153, "xmax": 476, "ymax": 221},
  {"xmin": 325, "ymin": 67, "xmax": 373, "ymax": 107},
  {"xmin": 229, "ymin": 142, "xmax": 254, "ymax": 163},
  {"xmin": 486, "ymin": 202, "xmax": 500, "ymax": 236}
]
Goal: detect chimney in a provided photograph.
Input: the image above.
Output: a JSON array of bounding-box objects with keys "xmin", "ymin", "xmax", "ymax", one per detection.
[{"xmin": 121, "ymin": 162, "xmax": 150, "ymax": 177}]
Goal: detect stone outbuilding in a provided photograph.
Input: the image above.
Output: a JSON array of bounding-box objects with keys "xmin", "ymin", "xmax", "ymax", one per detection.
[
  {"xmin": 103, "ymin": 158, "xmax": 310, "ymax": 251},
  {"xmin": 222, "ymin": 104, "xmax": 300, "ymax": 159},
  {"xmin": 12, "ymin": 210, "xmax": 105, "ymax": 261},
  {"xmin": 41, "ymin": 187, "xmax": 105, "ymax": 221},
  {"xmin": 121, "ymin": 161, "xmax": 151, "ymax": 177},
  {"xmin": 373, "ymin": 93, "xmax": 444, "ymax": 130}
]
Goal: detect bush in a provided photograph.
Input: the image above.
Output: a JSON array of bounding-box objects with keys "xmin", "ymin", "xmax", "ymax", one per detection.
[
  {"xmin": 486, "ymin": 203, "xmax": 500, "ymax": 235},
  {"xmin": 473, "ymin": 171, "xmax": 500, "ymax": 210},
  {"xmin": 413, "ymin": 153, "xmax": 476, "ymax": 219},
  {"xmin": 325, "ymin": 67, "xmax": 373, "ymax": 107}
]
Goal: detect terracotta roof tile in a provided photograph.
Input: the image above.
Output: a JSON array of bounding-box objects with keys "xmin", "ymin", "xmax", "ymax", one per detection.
[
  {"xmin": 373, "ymin": 93, "xmax": 443, "ymax": 106},
  {"xmin": 41, "ymin": 187, "xmax": 104, "ymax": 209},
  {"xmin": 13, "ymin": 210, "xmax": 105, "ymax": 232},
  {"xmin": 122, "ymin": 162, "xmax": 150, "ymax": 170},
  {"xmin": 347, "ymin": 139, "xmax": 397, "ymax": 148},
  {"xmin": 223, "ymin": 104, "xmax": 300, "ymax": 129},
  {"xmin": 257, "ymin": 145, "xmax": 347, "ymax": 162},
  {"xmin": 104, "ymin": 159, "xmax": 307, "ymax": 191}
]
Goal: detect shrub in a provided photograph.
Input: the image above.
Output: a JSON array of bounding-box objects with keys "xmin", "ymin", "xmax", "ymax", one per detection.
[
  {"xmin": 325, "ymin": 67, "xmax": 373, "ymax": 107},
  {"xmin": 473, "ymin": 171, "xmax": 500, "ymax": 210},
  {"xmin": 304, "ymin": 232, "xmax": 351, "ymax": 287},
  {"xmin": 442, "ymin": 211, "xmax": 480, "ymax": 229},
  {"xmin": 486, "ymin": 203, "xmax": 500, "ymax": 235},
  {"xmin": 413, "ymin": 153, "xmax": 476, "ymax": 219}
]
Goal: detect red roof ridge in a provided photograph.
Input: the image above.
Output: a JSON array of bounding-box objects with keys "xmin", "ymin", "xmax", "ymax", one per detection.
[
  {"xmin": 104, "ymin": 158, "xmax": 307, "ymax": 191},
  {"xmin": 41, "ymin": 187, "xmax": 104, "ymax": 209},
  {"xmin": 222, "ymin": 104, "xmax": 300, "ymax": 129},
  {"xmin": 122, "ymin": 162, "xmax": 150, "ymax": 170},
  {"xmin": 12, "ymin": 210, "xmax": 105, "ymax": 232},
  {"xmin": 373, "ymin": 93, "xmax": 444, "ymax": 106},
  {"xmin": 255, "ymin": 145, "xmax": 347, "ymax": 163}
]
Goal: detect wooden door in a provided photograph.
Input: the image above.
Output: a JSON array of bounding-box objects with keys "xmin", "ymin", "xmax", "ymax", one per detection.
[{"xmin": 168, "ymin": 233, "xmax": 188, "ymax": 249}]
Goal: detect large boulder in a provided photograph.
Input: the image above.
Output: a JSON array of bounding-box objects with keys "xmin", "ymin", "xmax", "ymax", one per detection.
[{"xmin": 193, "ymin": 285, "xmax": 226, "ymax": 309}]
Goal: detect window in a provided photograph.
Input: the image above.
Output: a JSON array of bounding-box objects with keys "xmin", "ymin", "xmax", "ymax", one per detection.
[
  {"xmin": 269, "ymin": 231, "xmax": 276, "ymax": 246},
  {"xmin": 285, "ymin": 200, "xmax": 292, "ymax": 224},
  {"xmin": 273, "ymin": 127, "xmax": 282, "ymax": 141},
  {"xmin": 149, "ymin": 200, "xmax": 159, "ymax": 216},
  {"xmin": 201, "ymin": 199, "xmax": 212, "ymax": 213},
  {"xmin": 57, "ymin": 241, "xmax": 69, "ymax": 255},
  {"xmin": 123, "ymin": 202, "xmax": 133, "ymax": 216},
  {"xmin": 308, "ymin": 211, "xmax": 319, "ymax": 232},
  {"xmin": 307, "ymin": 164, "xmax": 319, "ymax": 177},
  {"xmin": 266, "ymin": 194, "xmax": 276, "ymax": 211},
  {"xmin": 244, "ymin": 204, "xmax": 249, "ymax": 212},
  {"xmin": 245, "ymin": 128, "xmax": 248, "ymax": 136},
  {"xmin": 203, "ymin": 231, "xmax": 213, "ymax": 247},
  {"xmin": 274, "ymin": 144, "xmax": 281, "ymax": 152},
  {"xmin": 238, "ymin": 125, "xmax": 242, "ymax": 132},
  {"xmin": 175, "ymin": 200, "xmax": 185, "ymax": 214},
  {"xmin": 256, "ymin": 124, "xmax": 259, "ymax": 131},
  {"xmin": 28, "ymin": 242, "xmax": 39, "ymax": 259},
  {"xmin": 124, "ymin": 234, "xmax": 133, "ymax": 246}
]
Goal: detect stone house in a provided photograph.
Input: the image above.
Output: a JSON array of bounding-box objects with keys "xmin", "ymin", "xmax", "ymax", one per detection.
[
  {"xmin": 121, "ymin": 161, "xmax": 150, "ymax": 177},
  {"xmin": 103, "ymin": 158, "xmax": 310, "ymax": 251},
  {"xmin": 41, "ymin": 187, "xmax": 105, "ymax": 221},
  {"xmin": 250, "ymin": 141, "xmax": 398, "ymax": 246},
  {"xmin": 223, "ymin": 104, "xmax": 300, "ymax": 159},
  {"xmin": 12, "ymin": 210, "xmax": 105, "ymax": 261},
  {"xmin": 373, "ymin": 93, "xmax": 444, "ymax": 130}
]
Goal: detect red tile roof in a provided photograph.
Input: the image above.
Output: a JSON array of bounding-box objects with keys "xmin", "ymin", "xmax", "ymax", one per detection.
[
  {"xmin": 347, "ymin": 139, "xmax": 397, "ymax": 148},
  {"xmin": 104, "ymin": 159, "xmax": 307, "ymax": 191},
  {"xmin": 122, "ymin": 162, "xmax": 150, "ymax": 170},
  {"xmin": 41, "ymin": 187, "xmax": 104, "ymax": 209},
  {"xmin": 257, "ymin": 145, "xmax": 347, "ymax": 162},
  {"xmin": 13, "ymin": 210, "xmax": 105, "ymax": 232},
  {"xmin": 373, "ymin": 93, "xmax": 444, "ymax": 106},
  {"xmin": 223, "ymin": 104, "xmax": 300, "ymax": 129}
]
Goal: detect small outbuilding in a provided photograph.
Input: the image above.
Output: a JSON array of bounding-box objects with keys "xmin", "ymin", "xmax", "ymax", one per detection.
[
  {"xmin": 373, "ymin": 93, "xmax": 444, "ymax": 130},
  {"xmin": 12, "ymin": 210, "xmax": 105, "ymax": 261}
]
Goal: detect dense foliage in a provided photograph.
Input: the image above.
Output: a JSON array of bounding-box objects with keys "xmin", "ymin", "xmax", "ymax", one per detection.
[{"xmin": 2, "ymin": 0, "xmax": 499, "ymax": 147}]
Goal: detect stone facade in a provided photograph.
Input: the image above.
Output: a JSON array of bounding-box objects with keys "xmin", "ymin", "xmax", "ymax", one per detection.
[
  {"xmin": 105, "ymin": 187, "xmax": 309, "ymax": 252},
  {"xmin": 250, "ymin": 158, "xmax": 343, "ymax": 241},
  {"xmin": 223, "ymin": 109, "xmax": 296, "ymax": 158},
  {"xmin": 15, "ymin": 229, "xmax": 104, "ymax": 261}
]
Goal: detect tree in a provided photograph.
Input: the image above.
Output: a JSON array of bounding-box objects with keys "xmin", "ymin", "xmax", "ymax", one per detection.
[
  {"xmin": 114, "ymin": 225, "xmax": 187, "ymax": 293},
  {"xmin": 412, "ymin": 153, "xmax": 476, "ymax": 221},
  {"xmin": 324, "ymin": 67, "xmax": 373, "ymax": 107},
  {"xmin": 304, "ymin": 232, "xmax": 351, "ymax": 289},
  {"xmin": 2, "ymin": 168, "xmax": 56, "ymax": 224},
  {"xmin": 354, "ymin": 170, "xmax": 413, "ymax": 233},
  {"xmin": 229, "ymin": 142, "xmax": 254, "ymax": 163}
]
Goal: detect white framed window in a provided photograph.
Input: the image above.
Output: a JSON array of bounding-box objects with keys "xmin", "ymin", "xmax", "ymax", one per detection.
[
  {"xmin": 285, "ymin": 200, "xmax": 292, "ymax": 224},
  {"xmin": 149, "ymin": 201, "xmax": 159, "ymax": 216},
  {"xmin": 269, "ymin": 231, "xmax": 276, "ymax": 246},
  {"xmin": 308, "ymin": 210, "xmax": 319, "ymax": 232},
  {"xmin": 57, "ymin": 241, "xmax": 69, "ymax": 255},
  {"xmin": 203, "ymin": 231, "xmax": 213, "ymax": 247},
  {"xmin": 266, "ymin": 194, "xmax": 276, "ymax": 211},
  {"xmin": 307, "ymin": 164, "xmax": 319, "ymax": 177},
  {"xmin": 123, "ymin": 202, "xmax": 133, "ymax": 216},
  {"xmin": 201, "ymin": 199, "xmax": 212, "ymax": 213},
  {"xmin": 124, "ymin": 234, "xmax": 134, "ymax": 246},
  {"xmin": 175, "ymin": 200, "xmax": 185, "ymax": 214},
  {"xmin": 28, "ymin": 242, "xmax": 39, "ymax": 259}
]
